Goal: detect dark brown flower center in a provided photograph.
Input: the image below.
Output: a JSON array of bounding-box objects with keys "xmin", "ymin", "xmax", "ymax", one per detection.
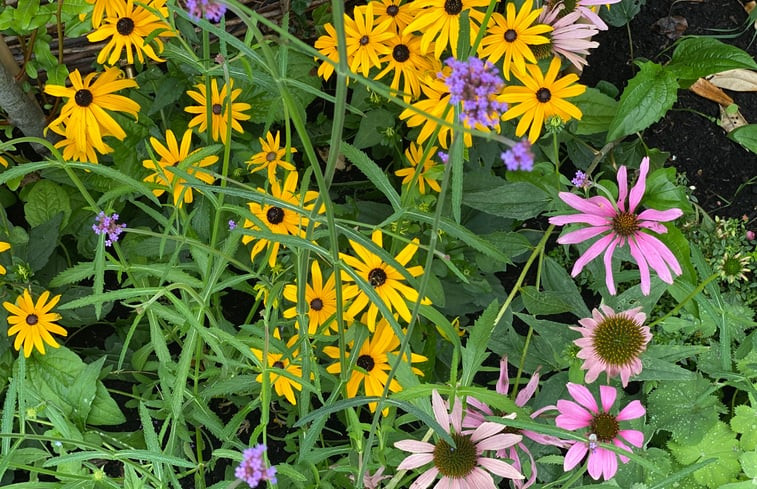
[
  {"xmin": 536, "ymin": 87, "xmax": 552, "ymax": 103},
  {"xmin": 360, "ymin": 35, "xmax": 370, "ymax": 46},
  {"xmin": 368, "ymin": 268, "xmax": 387, "ymax": 287},
  {"xmin": 504, "ymin": 29, "xmax": 518, "ymax": 42},
  {"xmin": 433, "ymin": 433, "xmax": 477, "ymax": 478},
  {"xmin": 612, "ymin": 210, "xmax": 639, "ymax": 237},
  {"xmin": 116, "ymin": 17, "xmax": 135, "ymax": 36},
  {"xmin": 392, "ymin": 44, "xmax": 410, "ymax": 62},
  {"xmin": 592, "ymin": 314, "xmax": 646, "ymax": 367},
  {"xmin": 444, "ymin": 0, "xmax": 463, "ymax": 15},
  {"xmin": 357, "ymin": 354, "xmax": 375, "ymax": 371},
  {"xmin": 266, "ymin": 206, "xmax": 285, "ymax": 224},
  {"xmin": 310, "ymin": 298, "xmax": 324, "ymax": 311},
  {"xmin": 74, "ymin": 89, "xmax": 93, "ymax": 107},
  {"xmin": 590, "ymin": 413, "xmax": 619, "ymax": 443},
  {"xmin": 266, "ymin": 151, "xmax": 277, "ymax": 162},
  {"xmin": 212, "ymin": 103, "xmax": 223, "ymax": 115},
  {"xmin": 386, "ymin": 4, "xmax": 399, "ymax": 16},
  {"xmin": 26, "ymin": 314, "xmax": 39, "ymax": 325},
  {"xmin": 272, "ymin": 361, "xmax": 285, "ymax": 369}
]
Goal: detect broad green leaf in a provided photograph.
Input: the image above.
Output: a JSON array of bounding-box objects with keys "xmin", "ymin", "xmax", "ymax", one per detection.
[
  {"xmin": 740, "ymin": 451, "xmax": 757, "ymax": 478},
  {"xmin": 647, "ymin": 378, "xmax": 725, "ymax": 445},
  {"xmin": 727, "ymin": 124, "xmax": 757, "ymax": 154},
  {"xmin": 572, "ymin": 87, "xmax": 618, "ymax": 135},
  {"xmin": 541, "ymin": 257, "xmax": 590, "ymax": 318},
  {"xmin": 668, "ymin": 38, "xmax": 757, "ymax": 86},
  {"xmin": 668, "ymin": 422, "xmax": 741, "ymax": 489},
  {"xmin": 635, "ymin": 355, "xmax": 696, "ymax": 381},
  {"xmin": 463, "ymin": 181, "xmax": 550, "ymax": 220},
  {"xmin": 601, "ymin": 0, "xmax": 645, "ymax": 27},
  {"xmin": 642, "ymin": 167, "xmax": 693, "ymax": 213},
  {"xmin": 521, "ymin": 286, "xmax": 575, "ymax": 316},
  {"xmin": 607, "ymin": 61, "xmax": 678, "ymax": 142},
  {"xmin": 24, "ymin": 180, "xmax": 71, "ymax": 228},
  {"xmin": 341, "ymin": 142, "xmax": 401, "ymax": 210},
  {"xmin": 460, "ymin": 300, "xmax": 499, "ymax": 387},
  {"xmin": 27, "ymin": 212, "xmax": 63, "ymax": 272},
  {"xmin": 353, "ymin": 109, "xmax": 395, "ymax": 149},
  {"xmin": 730, "ymin": 405, "xmax": 757, "ymax": 450}
]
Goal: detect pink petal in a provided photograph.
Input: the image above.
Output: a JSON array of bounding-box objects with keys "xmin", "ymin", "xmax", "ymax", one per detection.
[
  {"xmin": 450, "ymin": 397, "xmax": 463, "ymax": 433},
  {"xmin": 515, "ymin": 368, "xmax": 541, "ymax": 407},
  {"xmin": 558, "ymin": 192, "xmax": 609, "ymax": 215},
  {"xmin": 638, "ymin": 220, "xmax": 668, "ymax": 234},
  {"xmin": 602, "ymin": 236, "xmax": 620, "ymax": 295},
  {"xmin": 432, "ymin": 390, "xmax": 450, "ymax": 432},
  {"xmin": 398, "ymin": 453, "xmax": 434, "ymax": 470},
  {"xmin": 577, "ymin": 5, "xmax": 608, "ymax": 29},
  {"xmin": 522, "ymin": 429, "xmax": 571, "ymax": 448},
  {"xmin": 634, "ymin": 235, "xmax": 673, "ymax": 284},
  {"xmin": 410, "ymin": 467, "xmax": 438, "ymax": 489},
  {"xmin": 636, "ymin": 232, "xmax": 682, "ymax": 276},
  {"xmin": 470, "ymin": 422, "xmax": 505, "ymax": 443},
  {"xmin": 550, "ymin": 213, "xmax": 612, "ymax": 227},
  {"xmin": 467, "ymin": 467, "xmax": 497, "ymax": 488},
  {"xmin": 617, "ymin": 400, "xmax": 646, "ymax": 421},
  {"xmin": 616, "ymin": 165, "xmax": 628, "ymax": 212},
  {"xmin": 556, "ymin": 400, "xmax": 593, "ymax": 430},
  {"xmin": 395, "ymin": 439, "xmax": 435, "ymax": 453},
  {"xmin": 637, "ymin": 208, "xmax": 683, "ymax": 222},
  {"xmin": 556, "ymin": 225, "xmax": 611, "ymax": 245},
  {"xmin": 563, "ymin": 442, "xmax": 588, "ymax": 471},
  {"xmin": 601, "ymin": 447, "xmax": 619, "ymax": 480},
  {"xmin": 618, "ymin": 429, "xmax": 644, "ymax": 447},
  {"xmin": 572, "ymin": 233, "xmax": 616, "ymax": 277},
  {"xmin": 628, "ymin": 157, "xmax": 649, "ymax": 214},
  {"xmin": 586, "ymin": 448, "xmax": 605, "ymax": 480},
  {"xmin": 477, "ymin": 433, "xmax": 522, "ymax": 451},
  {"xmin": 613, "ymin": 438, "xmax": 632, "ymax": 463},
  {"xmin": 628, "ymin": 238, "xmax": 652, "ymax": 295},
  {"xmin": 599, "ymin": 385, "xmax": 617, "ymax": 412},
  {"xmin": 496, "ymin": 356, "xmax": 510, "ymax": 395},
  {"xmin": 567, "ymin": 383, "xmax": 599, "ymax": 413},
  {"xmin": 479, "ymin": 457, "xmax": 525, "ymax": 480}
]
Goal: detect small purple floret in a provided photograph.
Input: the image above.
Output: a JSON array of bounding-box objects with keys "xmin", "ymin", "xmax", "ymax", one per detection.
[
  {"xmin": 443, "ymin": 56, "xmax": 507, "ymax": 129},
  {"xmin": 235, "ymin": 444, "xmax": 277, "ymax": 488},
  {"xmin": 572, "ymin": 170, "xmax": 590, "ymax": 188},
  {"xmin": 228, "ymin": 219, "xmax": 237, "ymax": 230},
  {"xmin": 501, "ymin": 140, "xmax": 534, "ymax": 172},
  {"xmin": 437, "ymin": 151, "xmax": 449, "ymax": 164},
  {"xmin": 186, "ymin": 0, "xmax": 227, "ymax": 22},
  {"xmin": 92, "ymin": 211, "xmax": 126, "ymax": 247}
]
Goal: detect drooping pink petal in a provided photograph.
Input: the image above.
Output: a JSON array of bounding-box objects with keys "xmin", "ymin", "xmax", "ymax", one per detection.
[
  {"xmin": 617, "ymin": 400, "xmax": 646, "ymax": 421},
  {"xmin": 628, "ymin": 156, "xmax": 650, "ymax": 214},
  {"xmin": 613, "ymin": 438, "xmax": 632, "ymax": 463},
  {"xmin": 635, "ymin": 232, "xmax": 682, "ymax": 276},
  {"xmin": 397, "ymin": 453, "xmax": 434, "ymax": 470},
  {"xmin": 616, "ymin": 165, "xmax": 628, "ymax": 212},
  {"xmin": 638, "ymin": 220, "xmax": 668, "ymax": 234},
  {"xmin": 476, "ymin": 433, "xmax": 522, "ymax": 452},
  {"xmin": 637, "ymin": 208, "xmax": 683, "ymax": 222},
  {"xmin": 563, "ymin": 442, "xmax": 588, "ymax": 471},
  {"xmin": 496, "ymin": 356, "xmax": 510, "ymax": 395},
  {"xmin": 395, "ymin": 439, "xmax": 435, "ymax": 453},
  {"xmin": 556, "ymin": 225, "xmax": 611, "ymax": 245},
  {"xmin": 466, "ymin": 467, "xmax": 497, "ymax": 488},
  {"xmin": 450, "ymin": 396, "xmax": 463, "ymax": 434},
  {"xmin": 410, "ymin": 466, "xmax": 438, "ymax": 489},
  {"xmin": 601, "ymin": 446, "xmax": 619, "ymax": 480},
  {"xmin": 555, "ymin": 400, "xmax": 593, "ymax": 430},
  {"xmin": 470, "ymin": 422, "xmax": 506, "ymax": 444},
  {"xmin": 635, "ymin": 235, "xmax": 673, "ymax": 284},
  {"xmin": 558, "ymin": 192, "xmax": 614, "ymax": 216},
  {"xmin": 586, "ymin": 447, "xmax": 606, "ymax": 480},
  {"xmin": 602, "ymin": 236, "xmax": 620, "ymax": 295},
  {"xmin": 628, "ymin": 238, "xmax": 652, "ymax": 295},
  {"xmin": 571, "ymin": 233, "xmax": 616, "ymax": 277},
  {"xmin": 599, "ymin": 385, "xmax": 617, "ymax": 412},
  {"xmin": 567, "ymin": 383, "xmax": 599, "ymax": 413},
  {"xmin": 618, "ymin": 428, "xmax": 645, "ymax": 447},
  {"xmin": 478, "ymin": 457, "xmax": 525, "ymax": 480},
  {"xmin": 431, "ymin": 389, "xmax": 450, "ymax": 432},
  {"xmin": 515, "ymin": 368, "xmax": 541, "ymax": 407}
]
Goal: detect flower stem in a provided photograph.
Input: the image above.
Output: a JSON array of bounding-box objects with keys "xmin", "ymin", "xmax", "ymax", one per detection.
[{"xmin": 647, "ymin": 272, "xmax": 719, "ymax": 328}]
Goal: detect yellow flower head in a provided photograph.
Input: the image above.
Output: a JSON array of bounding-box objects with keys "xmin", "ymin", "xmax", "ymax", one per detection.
[
  {"xmin": 403, "ymin": 0, "xmax": 489, "ymax": 59},
  {"xmin": 45, "ymin": 67, "xmax": 140, "ymax": 156},
  {"xmin": 250, "ymin": 330, "xmax": 303, "ymax": 405},
  {"xmin": 500, "ymin": 57, "xmax": 586, "ymax": 143},
  {"xmin": 323, "ymin": 315, "xmax": 426, "ymax": 415},
  {"xmin": 4, "ymin": 290, "xmax": 67, "ymax": 358},
  {"xmin": 478, "ymin": 0, "xmax": 552, "ymax": 80},
  {"xmin": 395, "ymin": 141, "xmax": 442, "ymax": 194},
  {"xmin": 185, "ymin": 79, "xmax": 252, "ymax": 144},
  {"xmin": 340, "ymin": 230, "xmax": 431, "ymax": 332},
  {"xmin": 142, "ymin": 129, "xmax": 219, "ymax": 207},
  {"xmin": 86, "ymin": 0, "xmax": 175, "ymax": 65},
  {"xmin": 372, "ymin": 0, "xmax": 417, "ymax": 33},
  {"xmin": 0, "ymin": 241, "xmax": 10, "ymax": 274},
  {"xmin": 241, "ymin": 171, "xmax": 324, "ymax": 268},
  {"xmin": 247, "ymin": 131, "xmax": 297, "ymax": 182},
  {"xmin": 344, "ymin": 3, "xmax": 394, "ymax": 78},
  {"xmin": 84, "ymin": 0, "xmax": 122, "ymax": 28},
  {"xmin": 0, "ymin": 156, "xmax": 8, "ymax": 167},
  {"xmin": 314, "ymin": 22, "xmax": 340, "ymax": 82},
  {"xmin": 375, "ymin": 32, "xmax": 437, "ymax": 102}
]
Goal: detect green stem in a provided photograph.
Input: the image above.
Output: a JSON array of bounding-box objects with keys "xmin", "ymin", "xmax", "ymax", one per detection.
[{"xmin": 647, "ymin": 273, "xmax": 719, "ymax": 328}]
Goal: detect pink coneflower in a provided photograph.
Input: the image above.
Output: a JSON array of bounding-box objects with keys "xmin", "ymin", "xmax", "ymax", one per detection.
[
  {"xmin": 572, "ymin": 306, "xmax": 651, "ymax": 387},
  {"xmin": 556, "ymin": 383, "xmax": 645, "ymax": 480},
  {"xmin": 395, "ymin": 389, "xmax": 524, "ymax": 488},
  {"xmin": 548, "ymin": 156, "xmax": 683, "ymax": 295},
  {"xmin": 573, "ymin": 0, "xmax": 621, "ymax": 31},
  {"xmin": 463, "ymin": 357, "xmax": 570, "ymax": 489},
  {"xmin": 538, "ymin": 5, "xmax": 599, "ymax": 70}
]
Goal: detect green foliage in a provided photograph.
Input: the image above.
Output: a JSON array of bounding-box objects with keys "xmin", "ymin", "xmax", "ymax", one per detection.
[
  {"xmin": 667, "ymin": 38, "xmax": 757, "ymax": 87},
  {"xmin": 668, "ymin": 422, "xmax": 742, "ymax": 488},
  {"xmin": 647, "ymin": 378, "xmax": 725, "ymax": 444}
]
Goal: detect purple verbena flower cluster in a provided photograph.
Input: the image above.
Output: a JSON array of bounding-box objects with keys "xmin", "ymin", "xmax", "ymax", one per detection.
[
  {"xmin": 185, "ymin": 0, "xmax": 227, "ymax": 22},
  {"xmin": 235, "ymin": 444, "xmax": 277, "ymax": 488},
  {"xmin": 501, "ymin": 139, "xmax": 534, "ymax": 171},
  {"xmin": 92, "ymin": 211, "xmax": 126, "ymax": 247},
  {"xmin": 228, "ymin": 219, "xmax": 237, "ymax": 231},
  {"xmin": 437, "ymin": 151, "xmax": 449, "ymax": 164},
  {"xmin": 571, "ymin": 170, "xmax": 590, "ymax": 189},
  {"xmin": 443, "ymin": 56, "xmax": 507, "ymax": 129}
]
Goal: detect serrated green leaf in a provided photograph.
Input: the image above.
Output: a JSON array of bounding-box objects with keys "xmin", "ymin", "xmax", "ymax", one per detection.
[
  {"xmin": 668, "ymin": 38, "xmax": 757, "ymax": 85},
  {"xmin": 730, "ymin": 405, "xmax": 757, "ymax": 451},
  {"xmin": 648, "ymin": 378, "xmax": 725, "ymax": 445},
  {"xmin": 353, "ymin": 109, "xmax": 395, "ymax": 149},
  {"xmin": 739, "ymin": 451, "xmax": 757, "ymax": 478},
  {"xmin": 463, "ymin": 181, "xmax": 550, "ymax": 219},
  {"xmin": 521, "ymin": 286, "xmax": 575, "ymax": 316},
  {"xmin": 341, "ymin": 142, "xmax": 401, "ymax": 210},
  {"xmin": 572, "ymin": 87, "xmax": 618, "ymax": 135},
  {"xmin": 460, "ymin": 300, "xmax": 499, "ymax": 387},
  {"xmin": 727, "ymin": 124, "xmax": 757, "ymax": 154},
  {"xmin": 607, "ymin": 61, "xmax": 678, "ymax": 142},
  {"xmin": 27, "ymin": 212, "xmax": 63, "ymax": 272},
  {"xmin": 24, "ymin": 180, "xmax": 71, "ymax": 228},
  {"xmin": 668, "ymin": 422, "xmax": 741, "ymax": 489}
]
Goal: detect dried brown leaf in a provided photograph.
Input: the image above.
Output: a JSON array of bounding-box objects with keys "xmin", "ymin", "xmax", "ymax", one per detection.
[
  {"xmin": 651, "ymin": 15, "xmax": 688, "ymax": 39},
  {"xmin": 689, "ymin": 78, "xmax": 734, "ymax": 106},
  {"xmin": 719, "ymin": 105, "xmax": 748, "ymax": 132},
  {"xmin": 707, "ymin": 69, "xmax": 757, "ymax": 92}
]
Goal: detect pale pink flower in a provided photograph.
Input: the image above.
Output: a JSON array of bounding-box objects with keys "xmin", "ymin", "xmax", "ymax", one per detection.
[
  {"xmin": 539, "ymin": 5, "xmax": 599, "ymax": 70},
  {"xmin": 548, "ymin": 156, "xmax": 683, "ymax": 295},
  {"xmin": 395, "ymin": 389, "xmax": 524, "ymax": 489},
  {"xmin": 572, "ymin": 305, "xmax": 651, "ymax": 387},
  {"xmin": 463, "ymin": 357, "xmax": 570, "ymax": 489},
  {"xmin": 573, "ymin": 0, "xmax": 621, "ymax": 30},
  {"xmin": 556, "ymin": 383, "xmax": 645, "ymax": 481}
]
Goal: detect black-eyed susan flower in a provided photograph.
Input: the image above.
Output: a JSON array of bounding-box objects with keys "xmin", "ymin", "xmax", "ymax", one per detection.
[
  {"xmin": 86, "ymin": 0, "xmax": 174, "ymax": 66},
  {"xmin": 250, "ymin": 330, "xmax": 303, "ymax": 405},
  {"xmin": 0, "ymin": 241, "xmax": 10, "ymax": 274},
  {"xmin": 241, "ymin": 171, "xmax": 323, "ymax": 268},
  {"xmin": 478, "ymin": 0, "xmax": 552, "ymax": 80},
  {"xmin": 372, "ymin": 0, "xmax": 416, "ymax": 32},
  {"xmin": 314, "ymin": 22, "xmax": 341, "ymax": 82},
  {"xmin": 395, "ymin": 141, "xmax": 441, "ymax": 194},
  {"xmin": 246, "ymin": 131, "xmax": 297, "ymax": 182},
  {"xmin": 142, "ymin": 129, "xmax": 218, "ymax": 207},
  {"xmin": 45, "ymin": 67, "xmax": 139, "ymax": 156},
  {"xmin": 84, "ymin": 0, "xmax": 121, "ymax": 28},
  {"xmin": 283, "ymin": 260, "xmax": 355, "ymax": 335},
  {"xmin": 403, "ymin": 0, "xmax": 489, "ymax": 59},
  {"xmin": 375, "ymin": 32, "xmax": 436, "ymax": 102},
  {"xmin": 323, "ymin": 315, "xmax": 426, "ymax": 415},
  {"xmin": 4, "ymin": 290, "xmax": 67, "ymax": 358},
  {"xmin": 344, "ymin": 3, "xmax": 394, "ymax": 77},
  {"xmin": 340, "ymin": 230, "xmax": 430, "ymax": 332},
  {"xmin": 500, "ymin": 56, "xmax": 586, "ymax": 143},
  {"xmin": 185, "ymin": 79, "xmax": 252, "ymax": 144}
]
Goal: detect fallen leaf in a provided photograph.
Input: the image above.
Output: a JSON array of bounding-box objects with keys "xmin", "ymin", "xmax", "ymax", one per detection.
[
  {"xmin": 652, "ymin": 16, "xmax": 688, "ymax": 39},
  {"xmin": 745, "ymin": 1, "xmax": 757, "ymax": 29},
  {"xmin": 719, "ymin": 104, "xmax": 748, "ymax": 132},
  {"xmin": 316, "ymin": 147, "xmax": 347, "ymax": 171},
  {"xmin": 707, "ymin": 69, "xmax": 757, "ymax": 92},
  {"xmin": 689, "ymin": 78, "xmax": 734, "ymax": 106}
]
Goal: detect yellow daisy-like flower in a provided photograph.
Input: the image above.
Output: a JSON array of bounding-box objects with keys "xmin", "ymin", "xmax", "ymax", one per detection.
[
  {"xmin": 403, "ymin": 0, "xmax": 489, "ymax": 59},
  {"xmin": 372, "ymin": 0, "xmax": 416, "ymax": 33},
  {"xmin": 247, "ymin": 131, "xmax": 297, "ymax": 182},
  {"xmin": 185, "ymin": 79, "xmax": 252, "ymax": 144},
  {"xmin": 250, "ymin": 330, "xmax": 303, "ymax": 405},
  {"xmin": 375, "ymin": 32, "xmax": 437, "ymax": 102},
  {"xmin": 395, "ymin": 141, "xmax": 442, "ymax": 194},
  {"xmin": 314, "ymin": 22, "xmax": 341, "ymax": 82},
  {"xmin": 242, "ymin": 171, "xmax": 324, "ymax": 268},
  {"xmin": 45, "ymin": 67, "xmax": 139, "ymax": 156},
  {"xmin": 283, "ymin": 260, "xmax": 355, "ymax": 335},
  {"xmin": 49, "ymin": 120, "xmax": 115, "ymax": 163},
  {"xmin": 0, "ymin": 156, "xmax": 8, "ymax": 167},
  {"xmin": 86, "ymin": 0, "xmax": 174, "ymax": 66},
  {"xmin": 500, "ymin": 56, "xmax": 586, "ymax": 143},
  {"xmin": 83, "ymin": 0, "xmax": 121, "ymax": 28},
  {"xmin": 3, "ymin": 290, "xmax": 66, "ymax": 358},
  {"xmin": 340, "ymin": 230, "xmax": 430, "ymax": 332},
  {"xmin": 344, "ymin": 3, "xmax": 394, "ymax": 77},
  {"xmin": 323, "ymin": 315, "xmax": 426, "ymax": 415},
  {"xmin": 142, "ymin": 129, "xmax": 218, "ymax": 207},
  {"xmin": 0, "ymin": 241, "xmax": 10, "ymax": 274},
  {"xmin": 478, "ymin": 0, "xmax": 552, "ymax": 80}
]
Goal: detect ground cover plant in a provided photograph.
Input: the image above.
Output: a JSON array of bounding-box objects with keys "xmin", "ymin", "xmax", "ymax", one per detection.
[{"xmin": 0, "ymin": 0, "xmax": 756, "ymax": 487}]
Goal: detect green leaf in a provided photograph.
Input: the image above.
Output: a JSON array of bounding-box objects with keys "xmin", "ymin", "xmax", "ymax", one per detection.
[
  {"xmin": 541, "ymin": 256, "xmax": 591, "ymax": 318},
  {"xmin": 463, "ymin": 181, "xmax": 550, "ymax": 220},
  {"xmin": 521, "ymin": 286, "xmax": 575, "ymax": 316},
  {"xmin": 572, "ymin": 87, "xmax": 618, "ymax": 135},
  {"xmin": 635, "ymin": 355, "xmax": 696, "ymax": 381},
  {"xmin": 730, "ymin": 405, "xmax": 757, "ymax": 451},
  {"xmin": 668, "ymin": 422, "xmax": 741, "ymax": 489},
  {"xmin": 727, "ymin": 124, "xmax": 757, "ymax": 154},
  {"xmin": 607, "ymin": 61, "xmax": 678, "ymax": 142},
  {"xmin": 602, "ymin": 0, "xmax": 645, "ymax": 27},
  {"xmin": 642, "ymin": 167, "xmax": 693, "ymax": 213},
  {"xmin": 24, "ymin": 180, "xmax": 71, "ymax": 228},
  {"xmin": 353, "ymin": 109, "xmax": 395, "ymax": 149},
  {"xmin": 341, "ymin": 142, "xmax": 401, "ymax": 210},
  {"xmin": 647, "ymin": 378, "xmax": 725, "ymax": 445},
  {"xmin": 667, "ymin": 38, "xmax": 757, "ymax": 86},
  {"xmin": 27, "ymin": 212, "xmax": 63, "ymax": 272},
  {"xmin": 460, "ymin": 300, "xmax": 499, "ymax": 387},
  {"xmin": 740, "ymin": 451, "xmax": 757, "ymax": 478}
]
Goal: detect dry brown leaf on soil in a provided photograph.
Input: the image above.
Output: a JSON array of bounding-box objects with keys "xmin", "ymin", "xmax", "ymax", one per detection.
[
  {"xmin": 719, "ymin": 104, "xmax": 749, "ymax": 132},
  {"xmin": 689, "ymin": 78, "xmax": 734, "ymax": 106},
  {"xmin": 745, "ymin": 1, "xmax": 757, "ymax": 29},
  {"xmin": 651, "ymin": 15, "xmax": 688, "ymax": 39},
  {"xmin": 706, "ymin": 69, "xmax": 757, "ymax": 92}
]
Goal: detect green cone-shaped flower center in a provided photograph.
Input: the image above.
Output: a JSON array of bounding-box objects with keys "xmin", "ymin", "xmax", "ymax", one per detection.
[
  {"xmin": 433, "ymin": 432, "xmax": 477, "ymax": 478},
  {"xmin": 612, "ymin": 211, "xmax": 639, "ymax": 237},
  {"xmin": 592, "ymin": 314, "xmax": 645, "ymax": 367},
  {"xmin": 590, "ymin": 413, "xmax": 619, "ymax": 442}
]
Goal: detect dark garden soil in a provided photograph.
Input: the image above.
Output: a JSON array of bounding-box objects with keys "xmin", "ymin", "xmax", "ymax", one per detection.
[{"xmin": 581, "ymin": 0, "xmax": 757, "ymax": 221}]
